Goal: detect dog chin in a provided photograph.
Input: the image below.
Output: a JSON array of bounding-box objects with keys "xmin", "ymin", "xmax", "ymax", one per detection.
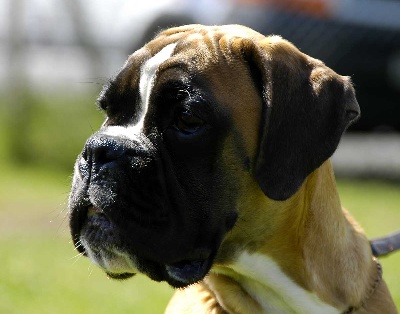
[
  {"xmin": 77, "ymin": 205, "xmax": 214, "ymax": 288},
  {"xmin": 100, "ymin": 255, "xmax": 212, "ymax": 288},
  {"xmin": 100, "ymin": 256, "xmax": 212, "ymax": 288},
  {"xmin": 90, "ymin": 247, "xmax": 212, "ymax": 288}
]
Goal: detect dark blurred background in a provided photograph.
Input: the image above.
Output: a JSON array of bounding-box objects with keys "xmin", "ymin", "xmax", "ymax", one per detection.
[{"xmin": 0, "ymin": 1, "xmax": 399, "ymax": 313}]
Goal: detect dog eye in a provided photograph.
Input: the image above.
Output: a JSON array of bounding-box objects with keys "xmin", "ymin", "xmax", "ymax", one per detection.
[{"xmin": 174, "ymin": 110, "xmax": 204, "ymax": 134}]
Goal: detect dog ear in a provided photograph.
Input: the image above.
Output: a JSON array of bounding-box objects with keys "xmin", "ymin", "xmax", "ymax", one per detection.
[{"xmin": 241, "ymin": 36, "xmax": 360, "ymax": 200}]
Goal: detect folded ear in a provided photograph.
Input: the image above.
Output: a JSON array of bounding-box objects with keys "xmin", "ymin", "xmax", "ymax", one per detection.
[{"xmin": 243, "ymin": 36, "xmax": 360, "ymax": 200}]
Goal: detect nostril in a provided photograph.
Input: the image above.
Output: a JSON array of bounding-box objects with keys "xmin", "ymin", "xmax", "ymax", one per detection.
[{"xmin": 85, "ymin": 136, "xmax": 126, "ymax": 167}]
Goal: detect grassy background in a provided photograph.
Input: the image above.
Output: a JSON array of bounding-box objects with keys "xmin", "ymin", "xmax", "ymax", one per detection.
[{"xmin": 0, "ymin": 93, "xmax": 399, "ymax": 313}]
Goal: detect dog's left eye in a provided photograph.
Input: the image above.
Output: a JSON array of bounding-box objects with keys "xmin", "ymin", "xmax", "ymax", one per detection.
[{"xmin": 174, "ymin": 110, "xmax": 204, "ymax": 134}]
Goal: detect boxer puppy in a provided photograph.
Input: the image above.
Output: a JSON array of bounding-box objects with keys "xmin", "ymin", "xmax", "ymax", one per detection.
[{"xmin": 69, "ymin": 25, "xmax": 397, "ymax": 313}]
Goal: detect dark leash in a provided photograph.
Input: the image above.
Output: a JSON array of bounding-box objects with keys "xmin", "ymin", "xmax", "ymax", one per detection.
[{"xmin": 370, "ymin": 230, "xmax": 400, "ymax": 257}]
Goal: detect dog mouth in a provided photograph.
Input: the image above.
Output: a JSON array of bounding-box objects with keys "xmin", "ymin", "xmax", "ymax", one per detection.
[{"xmin": 73, "ymin": 204, "xmax": 214, "ymax": 287}]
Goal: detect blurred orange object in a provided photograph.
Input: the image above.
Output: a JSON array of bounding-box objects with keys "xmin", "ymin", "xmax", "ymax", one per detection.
[{"xmin": 233, "ymin": 0, "xmax": 333, "ymax": 18}]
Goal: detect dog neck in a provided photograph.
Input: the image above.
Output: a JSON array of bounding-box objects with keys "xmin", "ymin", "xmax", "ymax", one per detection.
[{"xmin": 210, "ymin": 160, "xmax": 378, "ymax": 313}]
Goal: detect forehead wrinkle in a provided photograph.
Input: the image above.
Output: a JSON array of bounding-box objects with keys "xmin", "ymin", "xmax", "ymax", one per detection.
[{"xmin": 149, "ymin": 28, "xmax": 247, "ymax": 74}]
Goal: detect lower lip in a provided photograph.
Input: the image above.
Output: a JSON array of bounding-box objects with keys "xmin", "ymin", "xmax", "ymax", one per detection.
[
  {"xmin": 165, "ymin": 259, "xmax": 209, "ymax": 284},
  {"xmin": 106, "ymin": 272, "xmax": 135, "ymax": 280}
]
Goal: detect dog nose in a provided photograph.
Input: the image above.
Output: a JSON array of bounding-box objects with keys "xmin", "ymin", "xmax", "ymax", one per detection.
[{"xmin": 83, "ymin": 136, "xmax": 126, "ymax": 168}]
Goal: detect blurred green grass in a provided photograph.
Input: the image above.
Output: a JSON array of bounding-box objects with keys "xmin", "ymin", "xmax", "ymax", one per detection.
[{"xmin": 0, "ymin": 93, "xmax": 399, "ymax": 312}]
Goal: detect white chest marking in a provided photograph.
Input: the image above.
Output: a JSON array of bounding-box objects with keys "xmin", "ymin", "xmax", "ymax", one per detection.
[
  {"xmin": 227, "ymin": 252, "xmax": 338, "ymax": 314},
  {"xmin": 103, "ymin": 43, "xmax": 177, "ymax": 139}
]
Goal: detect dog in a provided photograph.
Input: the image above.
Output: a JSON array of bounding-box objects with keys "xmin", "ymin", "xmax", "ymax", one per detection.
[{"xmin": 69, "ymin": 25, "xmax": 398, "ymax": 313}]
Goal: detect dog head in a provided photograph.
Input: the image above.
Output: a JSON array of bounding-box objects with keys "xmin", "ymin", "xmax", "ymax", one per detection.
[{"xmin": 69, "ymin": 25, "xmax": 359, "ymax": 288}]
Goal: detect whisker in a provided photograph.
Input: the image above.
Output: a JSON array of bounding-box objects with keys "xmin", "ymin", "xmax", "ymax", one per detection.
[
  {"xmin": 74, "ymin": 240, "xmax": 84, "ymax": 249},
  {"xmin": 88, "ymin": 265, "xmax": 94, "ymax": 278},
  {"xmin": 78, "ymin": 77, "xmax": 109, "ymax": 85},
  {"xmin": 71, "ymin": 252, "xmax": 85, "ymax": 265},
  {"xmin": 71, "ymin": 251, "xmax": 84, "ymax": 260}
]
